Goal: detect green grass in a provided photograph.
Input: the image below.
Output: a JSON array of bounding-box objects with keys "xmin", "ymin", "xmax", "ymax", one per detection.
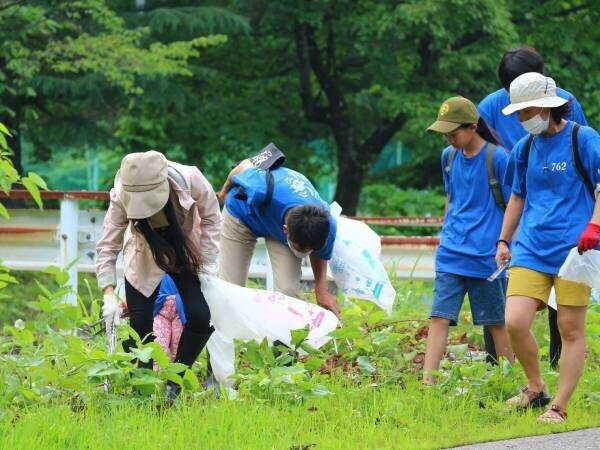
[
  {"xmin": 1, "ymin": 276, "xmax": 599, "ymax": 449},
  {"xmin": 1, "ymin": 367, "xmax": 599, "ymax": 450}
]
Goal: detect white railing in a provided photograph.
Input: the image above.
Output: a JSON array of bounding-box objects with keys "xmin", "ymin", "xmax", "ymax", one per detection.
[{"xmin": 0, "ymin": 191, "xmax": 439, "ymax": 304}]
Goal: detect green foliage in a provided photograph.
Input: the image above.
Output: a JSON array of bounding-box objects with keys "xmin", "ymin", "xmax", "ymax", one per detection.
[
  {"xmin": 0, "ymin": 0, "xmax": 230, "ymax": 175},
  {"xmin": 0, "ymin": 270, "xmax": 599, "ymax": 448},
  {"xmin": 358, "ymin": 184, "xmax": 445, "ymax": 235},
  {"xmin": 0, "ymin": 266, "xmax": 203, "ymax": 408},
  {"xmin": 509, "ymin": 1, "xmax": 600, "ymax": 126},
  {"xmin": 0, "ymin": 121, "xmax": 46, "ymax": 211}
]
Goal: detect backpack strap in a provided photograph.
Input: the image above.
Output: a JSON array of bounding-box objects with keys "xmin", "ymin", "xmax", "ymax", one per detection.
[
  {"xmin": 523, "ymin": 134, "xmax": 534, "ymax": 163},
  {"xmin": 571, "ymin": 124, "xmax": 595, "ymax": 200},
  {"xmin": 168, "ymin": 165, "xmax": 188, "ymax": 190},
  {"xmin": 486, "ymin": 143, "xmax": 506, "ymax": 210},
  {"xmin": 261, "ymin": 169, "xmax": 275, "ymax": 208},
  {"xmin": 444, "ymin": 147, "xmax": 458, "ymax": 176}
]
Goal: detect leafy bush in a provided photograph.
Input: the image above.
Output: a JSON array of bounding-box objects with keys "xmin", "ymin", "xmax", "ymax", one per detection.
[{"xmin": 358, "ymin": 184, "xmax": 445, "ymax": 236}]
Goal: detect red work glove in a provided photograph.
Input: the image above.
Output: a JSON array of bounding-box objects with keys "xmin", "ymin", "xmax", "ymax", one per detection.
[{"xmin": 577, "ymin": 222, "xmax": 600, "ymax": 254}]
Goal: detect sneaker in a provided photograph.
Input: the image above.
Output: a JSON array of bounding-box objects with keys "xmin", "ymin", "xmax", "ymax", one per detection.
[{"xmin": 506, "ymin": 385, "xmax": 551, "ymax": 409}]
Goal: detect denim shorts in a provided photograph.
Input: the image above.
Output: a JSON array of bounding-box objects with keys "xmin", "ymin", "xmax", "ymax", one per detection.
[{"xmin": 431, "ymin": 272, "xmax": 507, "ymax": 326}]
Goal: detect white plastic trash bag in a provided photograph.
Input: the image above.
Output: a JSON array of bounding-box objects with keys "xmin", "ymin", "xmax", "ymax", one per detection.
[
  {"xmin": 206, "ymin": 329, "xmax": 236, "ymax": 388},
  {"xmin": 201, "ymin": 275, "xmax": 339, "ymax": 385},
  {"xmin": 328, "ymin": 217, "xmax": 396, "ymax": 314},
  {"xmin": 558, "ymin": 247, "xmax": 600, "ymax": 289}
]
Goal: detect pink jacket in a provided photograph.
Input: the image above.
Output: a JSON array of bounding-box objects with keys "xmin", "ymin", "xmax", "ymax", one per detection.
[{"xmin": 95, "ymin": 161, "xmax": 222, "ymax": 297}]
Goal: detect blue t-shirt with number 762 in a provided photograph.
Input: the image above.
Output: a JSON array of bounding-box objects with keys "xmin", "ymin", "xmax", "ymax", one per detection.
[{"xmin": 508, "ymin": 121, "xmax": 600, "ymax": 274}]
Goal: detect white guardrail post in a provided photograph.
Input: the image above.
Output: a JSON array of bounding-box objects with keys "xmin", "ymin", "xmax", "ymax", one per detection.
[{"xmin": 59, "ymin": 198, "xmax": 79, "ymax": 305}]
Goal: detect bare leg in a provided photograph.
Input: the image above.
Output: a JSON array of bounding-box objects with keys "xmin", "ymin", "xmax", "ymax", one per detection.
[
  {"xmin": 423, "ymin": 317, "xmax": 451, "ymax": 384},
  {"xmin": 505, "ymin": 295, "xmax": 545, "ymax": 391},
  {"xmin": 487, "ymin": 324, "xmax": 514, "ymax": 363},
  {"xmin": 552, "ymin": 305, "xmax": 587, "ymax": 409}
]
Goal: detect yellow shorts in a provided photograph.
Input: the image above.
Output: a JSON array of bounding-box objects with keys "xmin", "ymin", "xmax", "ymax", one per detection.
[{"xmin": 506, "ymin": 266, "xmax": 590, "ymax": 308}]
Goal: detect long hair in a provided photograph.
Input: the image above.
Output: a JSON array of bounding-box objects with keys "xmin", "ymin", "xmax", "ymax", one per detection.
[
  {"xmin": 459, "ymin": 118, "xmax": 499, "ymax": 145},
  {"xmin": 133, "ymin": 195, "xmax": 201, "ymax": 273}
]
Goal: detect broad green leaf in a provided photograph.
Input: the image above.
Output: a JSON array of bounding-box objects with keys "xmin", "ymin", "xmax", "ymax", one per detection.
[
  {"xmin": 55, "ymin": 270, "xmax": 69, "ymax": 286},
  {"xmin": 0, "ymin": 202, "xmax": 9, "ymax": 219},
  {"xmin": 147, "ymin": 342, "xmax": 170, "ymax": 369},
  {"xmin": 303, "ymin": 356, "xmax": 325, "ymax": 372},
  {"xmin": 130, "ymin": 346, "xmax": 153, "ymax": 363},
  {"xmin": 21, "ymin": 177, "xmax": 43, "ymax": 209},
  {"xmin": 26, "ymin": 171, "xmax": 47, "ymax": 190},
  {"xmin": 183, "ymin": 368, "xmax": 200, "ymax": 391},
  {"xmin": 329, "ymin": 326, "xmax": 364, "ymax": 339},
  {"xmin": 356, "ymin": 356, "xmax": 376, "ymax": 374},
  {"xmin": 0, "ymin": 122, "xmax": 10, "ymax": 136},
  {"xmin": 290, "ymin": 327, "xmax": 309, "ymax": 347}
]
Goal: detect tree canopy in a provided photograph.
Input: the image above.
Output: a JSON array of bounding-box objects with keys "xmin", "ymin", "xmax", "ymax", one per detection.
[{"xmin": 1, "ymin": 0, "xmax": 598, "ymax": 214}]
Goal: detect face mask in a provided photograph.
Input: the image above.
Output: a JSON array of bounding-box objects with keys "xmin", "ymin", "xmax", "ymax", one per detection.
[
  {"xmin": 521, "ymin": 113, "xmax": 549, "ymax": 135},
  {"xmin": 287, "ymin": 240, "xmax": 311, "ymax": 259}
]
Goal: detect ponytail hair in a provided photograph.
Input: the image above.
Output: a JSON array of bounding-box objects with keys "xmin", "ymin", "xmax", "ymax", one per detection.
[{"xmin": 459, "ymin": 117, "xmax": 498, "ymax": 146}]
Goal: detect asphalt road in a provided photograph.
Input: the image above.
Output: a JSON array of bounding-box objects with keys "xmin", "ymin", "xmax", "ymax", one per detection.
[{"xmin": 448, "ymin": 427, "xmax": 600, "ymax": 449}]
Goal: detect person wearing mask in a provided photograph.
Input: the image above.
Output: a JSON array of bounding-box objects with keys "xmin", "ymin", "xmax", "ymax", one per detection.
[
  {"xmin": 478, "ymin": 45, "xmax": 588, "ymax": 366},
  {"xmin": 496, "ymin": 72, "xmax": 600, "ymax": 423},
  {"xmin": 216, "ymin": 152, "xmax": 340, "ymax": 318}
]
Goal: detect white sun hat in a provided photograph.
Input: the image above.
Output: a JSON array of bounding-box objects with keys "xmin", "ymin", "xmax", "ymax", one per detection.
[{"xmin": 502, "ymin": 72, "xmax": 568, "ymax": 115}]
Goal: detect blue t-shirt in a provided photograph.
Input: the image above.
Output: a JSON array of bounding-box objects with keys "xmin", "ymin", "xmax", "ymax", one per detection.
[
  {"xmin": 508, "ymin": 121, "xmax": 600, "ymax": 273},
  {"xmin": 436, "ymin": 143, "xmax": 511, "ymax": 278},
  {"xmin": 153, "ymin": 274, "xmax": 187, "ymax": 324},
  {"xmin": 225, "ymin": 167, "xmax": 337, "ymax": 260},
  {"xmin": 478, "ymin": 88, "xmax": 587, "ymax": 151}
]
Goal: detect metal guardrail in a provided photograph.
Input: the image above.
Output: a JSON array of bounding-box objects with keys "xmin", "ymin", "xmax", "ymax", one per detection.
[{"xmin": 1, "ymin": 191, "xmax": 440, "ymax": 303}]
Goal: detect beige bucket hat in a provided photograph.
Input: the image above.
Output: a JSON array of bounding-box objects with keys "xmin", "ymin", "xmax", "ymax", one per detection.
[
  {"xmin": 502, "ymin": 72, "xmax": 567, "ymax": 115},
  {"xmin": 118, "ymin": 150, "xmax": 170, "ymax": 219}
]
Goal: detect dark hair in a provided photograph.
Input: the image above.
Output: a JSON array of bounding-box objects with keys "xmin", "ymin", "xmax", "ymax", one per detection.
[
  {"xmin": 133, "ymin": 195, "xmax": 201, "ymax": 273},
  {"xmin": 286, "ymin": 205, "xmax": 330, "ymax": 252},
  {"xmin": 549, "ymin": 101, "xmax": 571, "ymax": 124},
  {"xmin": 459, "ymin": 117, "xmax": 498, "ymax": 145},
  {"xmin": 498, "ymin": 46, "xmax": 545, "ymax": 91}
]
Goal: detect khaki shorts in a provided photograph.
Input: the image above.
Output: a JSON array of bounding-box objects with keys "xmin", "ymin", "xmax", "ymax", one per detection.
[
  {"xmin": 506, "ymin": 266, "xmax": 590, "ymax": 308},
  {"xmin": 218, "ymin": 208, "xmax": 302, "ymax": 298}
]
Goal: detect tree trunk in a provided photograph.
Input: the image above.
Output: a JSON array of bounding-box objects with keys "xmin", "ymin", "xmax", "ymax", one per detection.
[
  {"xmin": 333, "ymin": 150, "xmax": 368, "ymax": 215},
  {"xmin": 6, "ymin": 112, "xmax": 22, "ymax": 175}
]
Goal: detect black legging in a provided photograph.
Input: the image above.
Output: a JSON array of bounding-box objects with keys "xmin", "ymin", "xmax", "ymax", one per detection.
[{"xmin": 124, "ymin": 271, "xmax": 212, "ymax": 368}]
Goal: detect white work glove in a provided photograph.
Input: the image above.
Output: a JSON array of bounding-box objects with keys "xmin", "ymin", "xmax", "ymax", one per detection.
[{"xmin": 102, "ymin": 293, "xmax": 121, "ymax": 330}]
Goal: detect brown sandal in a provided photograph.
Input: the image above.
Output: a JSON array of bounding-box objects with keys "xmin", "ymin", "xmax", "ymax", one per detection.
[
  {"xmin": 506, "ymin": 385, "xmax": 551, "ymax": 409},
  {"xmin": 538, "ymin": 404, "xmax": 567, "ymax": 423}
]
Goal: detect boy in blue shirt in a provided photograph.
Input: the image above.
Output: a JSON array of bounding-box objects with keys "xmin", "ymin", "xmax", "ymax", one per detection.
[
  {"xmin": 216, "ymin": 156, "xmax": 340, "ymax": 317},
  {"xmin": 422, "ymin": 97, "xmax": 514, "ymax": 384},
  {"xmin": 478, "ymin": 46, "xmax": 586, "ymax": 151}
]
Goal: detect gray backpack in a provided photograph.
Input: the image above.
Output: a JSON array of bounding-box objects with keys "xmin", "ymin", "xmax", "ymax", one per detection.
[{"xmin": 444, "ymin": 144, "xmax": 506, "ymax": 210}]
